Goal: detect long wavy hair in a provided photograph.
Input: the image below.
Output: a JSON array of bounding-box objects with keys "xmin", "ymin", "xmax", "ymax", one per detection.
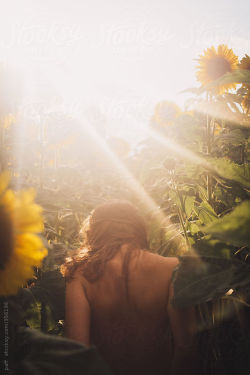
[{"xmin": 61, "ymin": 200, "xmax": 148, "ymax": 289}]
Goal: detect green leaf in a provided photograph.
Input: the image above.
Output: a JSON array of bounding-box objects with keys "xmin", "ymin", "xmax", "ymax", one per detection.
[
  {"xmin": 197, "ymin": 186, "xmax": 208, "ymax": 202},
  {"xmin": 172, "ymin": 255, "xmax": 250, "ymax": 307},
  {"xmin": 184, "ymin": 195, "xmax": 195, "ymax": 217},
  {"xmin": 197, "ymin": 201, "xmax": 218, "ymax": 224},
  {"xmin": 194, "ymin": 237, "xmax": 235, "ymax": 258},
  {"xmin": 180, "ymin": 86, "xmax": 205, "ymax": 95},
  {"xmin": 209, "ymin": 158, "xmax": 250, "ymax": 188},
  {"xmin": 189, "ymin": 222, "xmax": 200, "ymax": 235},
  {"xmin": 204, "ymin": 200, "xmax": 250, "ymax": 247},
  {"xmin": 16, "ymin": 327, "xmax": 113, "ymax": 375},
  {"xmin": 25, "ymin": 301, "xmax": 42, "ymax": 330},
  {"xmin": 206, "ymin": 69, "xmax": 250, "ymax": 89},
  {"xmin": 215, "ymin": 129, "xmax": 247, "ymax": 147}
]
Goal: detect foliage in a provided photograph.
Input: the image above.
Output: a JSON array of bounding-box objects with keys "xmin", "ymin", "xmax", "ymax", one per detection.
[
  {"xmin": 204, "ymin": 200, "xmax": 250, "ymax": 247},
  {"xmin": 172, "ymin": 255, "xmax": 250, "ymax": 307},
  {"xmin": 14, "ymin": 327, "xmax": 112, "ymax": 375},
  {"xmin": 0, "ymin": 45, "xmax": 250, "ymax": 374}
]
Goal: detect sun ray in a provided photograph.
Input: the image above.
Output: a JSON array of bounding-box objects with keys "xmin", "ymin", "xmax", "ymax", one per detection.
[
  {"xmin": 74, "ymin": 117, "xmax": 187, "ymax": 252},
  {"xmin": 193, "ymin": 101, "xmax": 250, "ymax": 128},
  {"xmin": 148, "ymin": 127, "xmax": 211, "ymax": 169}
]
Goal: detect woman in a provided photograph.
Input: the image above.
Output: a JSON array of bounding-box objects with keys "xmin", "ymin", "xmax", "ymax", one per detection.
[{"xmin": 62, "ymin": 200, "xmax": 197, "ymax": 375}]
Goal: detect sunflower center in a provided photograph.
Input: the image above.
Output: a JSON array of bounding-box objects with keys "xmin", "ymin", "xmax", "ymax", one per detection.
[
  {"xmin": 0, "ymin": 205, "xmax": 14, "ymax": 269},
  {"xmin": 206, "ymin": 57, "xmax": 232, "ymax": 80}
]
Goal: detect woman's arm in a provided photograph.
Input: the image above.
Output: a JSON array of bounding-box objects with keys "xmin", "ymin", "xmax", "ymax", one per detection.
[{"xmin": 64, "ymin": 274, "xmax": 90, "ymax": 346}]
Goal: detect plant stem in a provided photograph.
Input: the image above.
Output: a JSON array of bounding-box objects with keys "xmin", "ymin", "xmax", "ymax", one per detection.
[
  {"xmin": 39, "ymin": 114, "xmax": 45, "ymax": 189},
  {"xmin": 177, "ymin": 206, "xmax": 190, "ymax": 250},
  {"xmin": 206, "ymin": 94, "xmax": 212, "ymax": 202},
  {"xmin": 171, "ymin": 172, "xmax": 190, "ymax": 250}
]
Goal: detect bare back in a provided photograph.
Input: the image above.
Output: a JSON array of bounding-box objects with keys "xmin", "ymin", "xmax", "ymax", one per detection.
[{"xmin": 79, "ymin": 248, "xmax": 179, "ymax": 375}]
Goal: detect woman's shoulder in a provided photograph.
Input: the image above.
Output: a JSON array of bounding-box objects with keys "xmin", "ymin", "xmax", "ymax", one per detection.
[
  {"xmin": 65, "ymin": 262, "xmax": 89, "ymax": 288},
  {"xmin": 143, "ymin": 250, "xmax": 179, "ymax": 267},
  {"xmin": 137, "ymin": 250, "xmax": 179, "ymax": 279}
]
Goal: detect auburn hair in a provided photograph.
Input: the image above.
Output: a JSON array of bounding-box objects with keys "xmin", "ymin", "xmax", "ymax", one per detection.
[{"xmin": 61, "ymin": 200, "xmax": 148, "ymax": 288}]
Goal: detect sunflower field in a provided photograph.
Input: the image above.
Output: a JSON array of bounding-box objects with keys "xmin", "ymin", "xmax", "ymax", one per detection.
[{"xmin": 0, "ymin": 45, "xmax": 250, "ymax": 375}]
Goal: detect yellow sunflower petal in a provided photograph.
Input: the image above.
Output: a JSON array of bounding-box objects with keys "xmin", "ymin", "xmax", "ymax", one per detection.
[
  {"xmin": 16, "ymin": 233, "xmax": 46, "ymax": 258},
  {"xmin": 2, "ymin": 189, "xmax": 15, "ymax": 212},
  {"xmin": 0, "ymin": 234, "xmax": 47, "ymax": 296},
  {"xmin": 14, "ymin": 190, "xmax": 44, "ymax": 233},
  {"xmin": 0, "ymin": 175, "xmax": 48, "ymax": 297},
  {"xmin": 0, "ymin": 252, "xmax": 44, "ymax": 296}
]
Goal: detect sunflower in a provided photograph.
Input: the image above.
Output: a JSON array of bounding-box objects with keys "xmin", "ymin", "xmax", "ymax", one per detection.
[
  {"xmin": 0, "ymin": 172, "xmax": 47, "ymax": 296},
  {"xmin": 152, "ymin": 101, "xmax": 181, "ymax": 127},
  {"xmin": 196, "ymin": 45, "xmax": 239, "ymax": 94}
]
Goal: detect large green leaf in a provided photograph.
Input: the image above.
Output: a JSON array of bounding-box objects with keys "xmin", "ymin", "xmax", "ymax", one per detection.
[
  {"xmin": 184, "ymin": 195, "xmax": 195, "ymax": 217},
  {"xmin": 194, "ymin": 237, "xmax": 236, "ymax": 258},
  {"xmin": 15, "ymin": 327, "xmax": 112, "ymax": 375},
  {"xmin": 209, "ymin": 158, "xmax": 250, "ymax": 188},
  {"xmin": 204, "ymin": 200, "xmax": 250, "ymax": 247},
  {"xmin": 206, "ymin": 69, "xmax": 250, "ymax": 89},
  {"xmin": 183, "ymin": 70, "xmax": 250, "ymax": 96},
  {"xmin": 172, "ymin": 255, "xmax": 250, "ymax": 307}
]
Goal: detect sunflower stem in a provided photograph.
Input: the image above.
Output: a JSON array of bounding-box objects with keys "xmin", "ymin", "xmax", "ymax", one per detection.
[
  {"xmin": 171, "ymin": 172, "xmax": 190, "ymax": 250},
  {"xmin": 206, "ymin": 94, "xmax": 212, "ymax": 203},
  {"xmin": 39, "ymin": 113, "xmax": 45, "ymax": 190},
  {"xmin": 177, "ymin": 206, "xmax": 190, "ymax": 250}
]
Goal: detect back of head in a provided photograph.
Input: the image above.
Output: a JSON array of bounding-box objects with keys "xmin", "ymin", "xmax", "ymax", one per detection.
[
  {"xmin": 86, "ymin": 200, "xmax": 148, "ymax": 253},
  {"xmin": 62, "ymin": 200, "xmax": 148, "ymax": 282}
]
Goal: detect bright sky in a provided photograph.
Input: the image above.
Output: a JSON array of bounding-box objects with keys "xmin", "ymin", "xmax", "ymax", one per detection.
[{"xmin": 0, "ymin": 0, "xmax": 249, "ymax": 139}]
